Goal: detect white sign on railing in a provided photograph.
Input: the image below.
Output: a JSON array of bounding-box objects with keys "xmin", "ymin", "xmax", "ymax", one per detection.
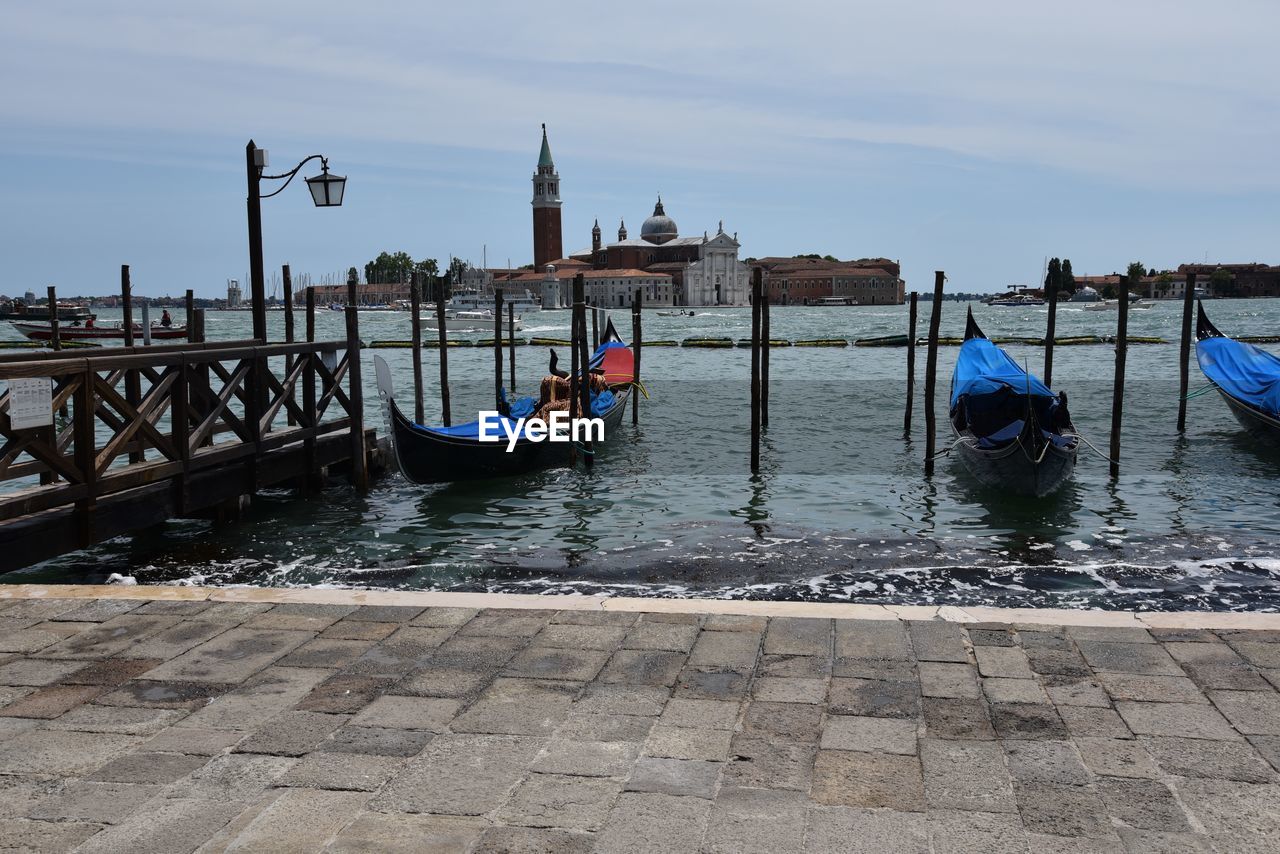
[{"xmin": 8, "ymin": 378, "xmax": 54, "ymax": 430}]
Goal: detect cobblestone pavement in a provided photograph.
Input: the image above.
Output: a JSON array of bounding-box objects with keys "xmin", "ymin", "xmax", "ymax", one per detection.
[{"xmin": 0, "ymin": 595, "xmax": 1278, "ymax": 852}]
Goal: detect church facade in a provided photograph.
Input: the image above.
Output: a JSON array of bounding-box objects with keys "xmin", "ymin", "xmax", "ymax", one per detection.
[{"xmin": 526, "ymin": 127, "xmax": 750, "ymax": 307}]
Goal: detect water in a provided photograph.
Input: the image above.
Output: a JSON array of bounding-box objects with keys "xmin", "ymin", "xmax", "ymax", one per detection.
[{"xmin": 6, "ymin": 298, "xmax": 1280, "ymax": 611}]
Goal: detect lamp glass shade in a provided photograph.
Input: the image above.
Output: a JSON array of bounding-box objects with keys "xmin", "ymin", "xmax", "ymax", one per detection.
[{"xmin": 306, "ymin": 171, "xmax": 346, "ymax": 207}]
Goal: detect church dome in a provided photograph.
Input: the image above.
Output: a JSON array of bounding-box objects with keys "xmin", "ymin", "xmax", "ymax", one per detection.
[{"xmin": 640, "ymin": 196, "xmax": 678, "ymax": 244}]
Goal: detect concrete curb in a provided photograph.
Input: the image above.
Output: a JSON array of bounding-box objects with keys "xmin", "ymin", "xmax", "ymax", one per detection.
[{"xmin": 1, "ymin": 583, "xmax": 1278, "ymax": 629}]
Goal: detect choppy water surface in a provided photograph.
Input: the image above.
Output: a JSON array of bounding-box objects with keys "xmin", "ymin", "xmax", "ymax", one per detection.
[{"xmin": 7, "ymin": 298, "xmax": 1280, "ymax": 611}]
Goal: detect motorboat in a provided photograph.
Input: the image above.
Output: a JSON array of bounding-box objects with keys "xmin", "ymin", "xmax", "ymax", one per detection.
[{"xmin": 422, "ymin": 309, "xmax": 523, "ymax": 332}]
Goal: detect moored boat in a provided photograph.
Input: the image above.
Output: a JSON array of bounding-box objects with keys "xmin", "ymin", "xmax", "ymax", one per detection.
[
  {"xmin": 1195, "ymin": 302, "xmax": 1280, "ymax": 445},
  {"xmin": 949, "ymin": 308, "xmax": 1079, "ymax": 497},
  {"xmin": 10, "ymin": 321, "xmax": 188, "ymax": 341},
  {"xmin": 377, "ymin": 318, "xmax": 634, "ymax": 484},
  {"xmin": 422, "ymin": 309, "xmax": 523, "ymax": 332},
  {"xmin": 0, "ymin": 303, "xmax": 95, "ymax": 322}
]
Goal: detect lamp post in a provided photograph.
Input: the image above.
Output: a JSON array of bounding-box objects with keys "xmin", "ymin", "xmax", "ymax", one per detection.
[{"xmin": 245, "ymin": 140, "xmax": 346, "ymax": 343}]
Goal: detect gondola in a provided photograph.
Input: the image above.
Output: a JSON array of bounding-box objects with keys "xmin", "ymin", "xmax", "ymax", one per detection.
[
  {"xmin": 949, "ymin": 308, "xmax": 1079, "ymax": 497},
  {"xmin": 1195, "ymin": 302, "xmax": 1280, "ymax": 444},
  {"xmin": 376, "ymin": 318, "xmax": 635, "ymax": 484}
]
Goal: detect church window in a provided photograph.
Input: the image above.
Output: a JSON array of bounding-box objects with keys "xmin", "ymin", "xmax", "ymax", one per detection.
[
  {"xmin": 536, "ymin": 182, "xmax": 543, "ymax": 195},
  {"xmin": 550, "ymin": 183, "xmax": 557, "ymax": 194}
]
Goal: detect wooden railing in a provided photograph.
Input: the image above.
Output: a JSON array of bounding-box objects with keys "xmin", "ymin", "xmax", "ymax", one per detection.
[{"xmin": 0, "ymin": 337, "xmax": 367, "ymax": 556}]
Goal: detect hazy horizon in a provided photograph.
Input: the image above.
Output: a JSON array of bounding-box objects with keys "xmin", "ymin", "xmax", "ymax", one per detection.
[{"xmin": 3, "ymin": 1, "xmax": 1277, "ymax": 298}]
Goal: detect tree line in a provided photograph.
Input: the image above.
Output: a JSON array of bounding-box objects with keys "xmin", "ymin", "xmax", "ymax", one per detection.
[{"xmin": 359, "ymin": 252, "xmax": 470, "ymax": 286}]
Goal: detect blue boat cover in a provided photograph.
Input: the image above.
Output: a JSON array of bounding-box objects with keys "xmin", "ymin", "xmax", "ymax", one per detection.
[
  {"xmin": 951, "ymin": 338, "xmax": 1055, "ymax": 407},
  {"xmin": 1198, "ymin": 336, "xmax": 1280, "ymax": 416}
]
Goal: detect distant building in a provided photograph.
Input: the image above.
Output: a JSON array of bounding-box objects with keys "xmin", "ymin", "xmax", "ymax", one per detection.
[
  {"xmin": 756, "ymin": 257, "xmax": 905, "ymax": 305},
  {"xmin": 227, "ymin": 280, "xmax": 243, "ymax": 308},
  {"xmin": 538, "ymin": 265, "xmax": 674, "ymax": 309},
  {"xmin": 516, "ymin": 126, "xmax": 750, "ymax": 306}
]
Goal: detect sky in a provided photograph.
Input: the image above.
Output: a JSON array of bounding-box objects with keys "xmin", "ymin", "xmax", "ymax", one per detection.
[{"xmin": 2, "ymin": 0, "xmax": 1277, "ymax": 298}]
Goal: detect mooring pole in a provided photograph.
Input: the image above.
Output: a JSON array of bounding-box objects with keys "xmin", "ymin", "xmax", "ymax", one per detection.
[
  {"xmin": 508, "ymin": 301, "xmax": 516, "ymax": 394},
  {"xmin": 46, "ymin": 286, "xmax": 60, "ymax": 351},
  {"xmin": 569, "ymin": 274, "xmax": 583, "ymax": 465},
  {"xmin": 761, "ymin": 292, "xmax": 771, "ymax": 429},
  {"xmin": 904, "ymin": 291, "xmax": 918, "ymax": 439},
  {"xmin": 185, "ymin": 289, "xmax": 196, "ymax": 343},
  {"xmin": 410, "ymin": 274, "xmax": 425, "ymax": 425},
  {"xmin": 305, "ymin": 286, "xmax": 316, "ymax": 343},
  {"xmin": 1177, "ymin": 272, "xmax": 1197, "ymax": 433},
  {"xmin": 1044, "ymin": 278, "xmax": 1059, "ymax": 388},
  {"xmin": 303, "ymin": 286, "xmax": 318, "ymax": 491},
  {"xmin": 281, "ymin": 268, "xmax": 295, "ymax": 426},
  {"xmin": 923, "ymin": 271, "xmax": 945, "ymax": 477},
  {"xmin": 591, "ymin": 300, "xmax": 599, "ymax": 350},
  {"xmin": 141, "ymin": 302, "xmax": 152, "ymax": 346},
  {"xmin": 121, "ymin": 265, "xmax": 135, "ymax": 348},
  {"xmin": 344, "ymin": 303, "xmax": 368, "ymax": 493},
  {"xmin": 282, "ymin": 266, "xmax": 294, "ymax": 344},
  {"xmin": 1110, "ymin": 277, "xmax": 1129, "ymax": 479},
  {"xmin": 494, "ymin": 290, "xmax": 505, "ymax": 415},
  {"xmin": 435, "ymin": 277, "xmax": 451, "ymax": 426},
  {"xmin": 632, "ymin": 289, "xmax": 642, "ymax": 426},
  {"xmin": 577, "ymin": 278, "xmax": 593, "ymax": 468},
  {"xmin": 751, "ymin": 267, "xmax": 762, "ymax": 474}
]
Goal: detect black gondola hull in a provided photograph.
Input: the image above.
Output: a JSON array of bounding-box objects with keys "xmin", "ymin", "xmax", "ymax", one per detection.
[
  {"xmin": 1215, "ymin": 389, "xmax": 1280, "ymax": 447},
  {"xmin": 389, "ymin": 390, "xmax": 631, "ymax": 484},
  {"xmin": 952, "ymin": 425, "xmax": 1078, "ymax": 498}
]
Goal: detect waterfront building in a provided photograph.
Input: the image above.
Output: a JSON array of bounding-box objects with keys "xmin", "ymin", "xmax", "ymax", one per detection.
[
  {"xmin": 227, "ymin": 279, "xmax": 243, "ymax": 308},
  {"xmin": 756, "ymin": 256, "xmax": 906, "ymax": 305},
  {"xmin": 520, "ymin": 127, "xmax": 749, "ymax": 306},
  {"xmin": 537, "ymin": 263, "xmax": 674, "ymax": 309}
]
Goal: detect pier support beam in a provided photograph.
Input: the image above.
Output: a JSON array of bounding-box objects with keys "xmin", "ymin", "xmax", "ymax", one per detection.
[
  {"xmin": 1177, "ymin": 272, "xmax": 1197, "ymax": 433},
  {"xmin": 1109, "ymin": 276, "xmax": 1130, "ymax": 479},
  {"xmin": 904, "ymin": 291, "xmax": 917, "ymax": 439}
]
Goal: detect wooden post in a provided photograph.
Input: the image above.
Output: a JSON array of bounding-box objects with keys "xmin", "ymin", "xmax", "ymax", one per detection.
[
  {"xmin": 904, "ymin": 292, "xmax": 918, "ymax": 439},
  {"xmin": 141, "ymin": 302, "xmax": 152, "ymax": 346},
  {"xmin": 281, "ymin": 268, "xmax": 295, "ymax": 426},
  {"xmin": 191, "ymin": 309, "xmax": 205, "ymax": 343},
  {"xmin": 761, "ymin": 292, "xmax": 770, "ymax": 428},
  {"xmin": 494, "ymin": 290, "xmax": 505, "ymax": 414},
  {"xmin": 578, "ymin": 282, "xmax": 593, "ymax": 468},
  {"xmin": 345, "ymin": 305, "xmax": 368, "ymax": 492},
  {"xmin": 121, "ymin": 265, "xmax": 135, "ymax": 348},
  {"xmin": 410, "ymin": 274, "xmax": 425, "ymax": 425},
  {"xmin": 1177, "ymin": 272, "xmax": 1197, "ymax": 432},
  {"xmin": 569, "ymin": 275, "xmax": 582, "ymax": 465},
  {"xmin": 72, "ymin": 363, "xmax": 98, "ymax": 545},
  {"xmin": 1110, "ymin": 277, "xmax": 1129, "ymax": 479},
  {"xmin": 185, "ymin": 289, "xmax": 195, "ymax": 342},
  {"xmin": 435, "ymin": 277, "xmax": 451, "ymax": 426},
  {"xmin": 751, "ymin": 268, "xmax": 762, "ymax": 474},
  {"xmin": 1044, "ymin": 277, "xmax": 1059, "ymax": 388},
  {"xmin": 508, "ymin": 302, "xmax": 516, "ymax": 394},
  {"xmin": 591, "ymin": 301, "xmax": 599, "ymax": 350},
  {"xmin": 306, "ymin": 286, "xmax": 317, "ymax": 343},
  {"xmin": 923, "ymin": 271, "xmax": 945, "ymax": 477},
  {"xmin": 303, "ymin": 287, "xmax": 318, "ymax": 492},
  {"xmin": 46, "ymin": 286, "xmax": 60, "ymax": 351},
  {"xmin": 121, "ymin": 266, "xmax": 143, "ymax": 463},
  {"xmin": 632, "ymin": 289, "xmax": 641, "ymax": 426},
  {"xmin": 282, "ymin": 266, "xmax": 295, "ymax": 344}
]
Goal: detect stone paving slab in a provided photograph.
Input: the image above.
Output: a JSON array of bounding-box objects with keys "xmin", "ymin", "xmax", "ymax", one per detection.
[{"xmin": 0, "ymin": 587, "xmax": 1278, "ymax": 850}]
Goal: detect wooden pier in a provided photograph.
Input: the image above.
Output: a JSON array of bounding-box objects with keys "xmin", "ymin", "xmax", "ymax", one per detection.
[{"xmin": 0, "ymin": 335, "xmax": 378, "ymax": 573}]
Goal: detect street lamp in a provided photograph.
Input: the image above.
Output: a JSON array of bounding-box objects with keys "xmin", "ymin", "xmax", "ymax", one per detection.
[{"xmin": 245, "ymin": 139, "xmax": 346, "ymax": 342}]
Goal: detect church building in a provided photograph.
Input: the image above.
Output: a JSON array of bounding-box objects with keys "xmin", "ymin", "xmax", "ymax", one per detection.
[{"xmin": 522, "ymin": 126, "xmax": 750, "ymax": 307}]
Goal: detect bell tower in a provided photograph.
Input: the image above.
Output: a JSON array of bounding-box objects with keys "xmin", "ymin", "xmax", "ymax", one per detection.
[{"xmin": 531, "ymin": 124, "xmax": 563, "ymax": 270}]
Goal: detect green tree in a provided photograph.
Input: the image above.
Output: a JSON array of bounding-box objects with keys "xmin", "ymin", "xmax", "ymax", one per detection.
[
  {"xmin": 1126, "ymin": 261, "xmax": 1148, "ymax": 298},
  {"xmin": 1210, "ymin": 267, "xmax": 1235, "ymax": 298},
  {"xmin": 364, "ymin": 251, "xmax": 415, "ymax": 285},
  {"xmin": 1155, "ymin": 271, "xmax": 1174, "ymax": 298},
  {"xmin": 1060, "ymin": 259, "xmax": 1076, "ymax": 294},
  {"xmin": 346, "ymin": 266, "xmax": 359, "ymax": 284},
  {"xmin": 414, "ymin": 258, "xmax": 439, "ymax": 278},
  {"xmin": 1044, "ymin": 257, "xmax": 1062, "ymax": 295}
]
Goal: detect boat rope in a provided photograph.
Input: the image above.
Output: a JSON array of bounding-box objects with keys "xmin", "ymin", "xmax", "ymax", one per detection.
[
  {"xmin": 1182, "ymin": 382, "xmax": 1217, "ymax": 401},
  {"xmin": 1073, "ymin": 430, "xmax": 1118, "ymax": 465},
  {"xmin": 928, "ymin": 437, "xmax": 977, "ymax": 460}
]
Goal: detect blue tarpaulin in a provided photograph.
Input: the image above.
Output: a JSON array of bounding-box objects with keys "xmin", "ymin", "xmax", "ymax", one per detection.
[
  {"xmin": 951, "ymin": 338, "xmax": 1055, "ymax": 407},
  {"xmin": 1198, "ymin": 336, "xmax": 1280, "ymax": 416}
]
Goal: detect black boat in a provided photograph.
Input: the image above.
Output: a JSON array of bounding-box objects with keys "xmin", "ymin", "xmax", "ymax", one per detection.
[
  {"xmin": 377, "ymin": 319, "xmax": 634, "ymax": 484},
  {"xmin": 1195, "ymin": 302, "xmax": 1280, "ymax": 444},
  {"xmin": 949, "ymin": 308, "xmax": 1079, "ymax": 497}
]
